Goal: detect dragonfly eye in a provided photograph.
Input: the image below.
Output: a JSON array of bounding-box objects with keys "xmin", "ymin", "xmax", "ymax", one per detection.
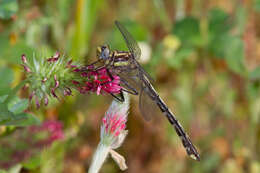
[{"xmin": 100, "ymin": 46, "xmax": 110, "ymax": 60}]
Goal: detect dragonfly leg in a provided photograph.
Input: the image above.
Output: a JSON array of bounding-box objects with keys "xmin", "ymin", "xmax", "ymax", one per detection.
[
  {"xmin": 93, "ymin": 65, "xmax": 107, "ymax": 71},
  {"xmin": 110, "ymin": 90, "xmax": 125, "ymax": 102},
  {"xmin": 104, "ymin": 68, "xmax": 139, "ymax": 95},
  {"xmin": 80, "ymin": 59, "xmax": 102, "ymax": 71},
  {"xmin": 120, "ymin": 77, "xmax": 139, "ymax": 95},
  {"xmin": 98, "ymin": 68, "xmax": 115, "ymax": 86}
]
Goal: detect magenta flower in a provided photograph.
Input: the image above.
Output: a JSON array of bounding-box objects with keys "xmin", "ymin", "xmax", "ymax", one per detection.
[
  {"xmin": 74, "ymin": 67, "xmax": 122, "ymax": 95},
  {"xmin": 22, "ymin": 52, "xmax": 122, "ymax": 108},
  {"xmin": 34, "ymin": 120, "xmax": 64, "ymax": 141},
  {"xmin": 0, "ymin": 120, "xmax": 64, "ymax": 169},
  {"xmin": 29, "ymin": 120, "xmax": 64, "ymax": 145}
]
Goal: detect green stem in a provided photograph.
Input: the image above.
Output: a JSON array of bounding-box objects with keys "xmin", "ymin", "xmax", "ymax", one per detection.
[{"xmin": 88, "ymin": 143, "xmax": 110, "ymax": 173}]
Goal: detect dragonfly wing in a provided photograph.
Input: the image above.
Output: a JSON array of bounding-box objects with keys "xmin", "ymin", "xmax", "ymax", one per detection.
[
  {"xmin": 139, "ymin": 85, "xmax": 163, "ymax": 121},
  {"xmin": 115, "ymin": 21, "xmax": 141, "ymax": 60},
  {"xmin": 114, "ymin": 67, "xmax": 141, "ymax": 90},
  {"xmin": 134, "ymin": 59, "xmax": 155, "ymax": 84},
  {"xmin": 139, "ymin": 86, "xmax": 152, "ymax": 121}
]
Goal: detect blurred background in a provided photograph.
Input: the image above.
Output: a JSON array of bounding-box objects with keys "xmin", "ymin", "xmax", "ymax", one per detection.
[{"xmin": 0, "ymin": 0, "xmax": 260, "ymax": 172}]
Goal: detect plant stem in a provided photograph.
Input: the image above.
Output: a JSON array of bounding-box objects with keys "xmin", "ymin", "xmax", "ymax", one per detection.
[{"xmin": 88, "ymin": 143, "xmax": 110, "ymax": 173}]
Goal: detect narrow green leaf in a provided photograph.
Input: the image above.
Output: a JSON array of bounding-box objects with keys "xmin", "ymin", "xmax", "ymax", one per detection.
[{"xmin": 70, "ymin": 0, "xmax": 104, "ymax": 59}]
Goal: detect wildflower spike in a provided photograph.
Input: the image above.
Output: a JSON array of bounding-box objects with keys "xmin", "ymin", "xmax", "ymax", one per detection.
[{"xmin": 21, "ymin": 52, "xmax": 82, "ymax": 107}]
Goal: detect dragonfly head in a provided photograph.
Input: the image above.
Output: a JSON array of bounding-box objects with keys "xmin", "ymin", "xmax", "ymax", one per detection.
[{"xmin": 97, "ymin": 45, "xmax": 111, "ymax": 61}]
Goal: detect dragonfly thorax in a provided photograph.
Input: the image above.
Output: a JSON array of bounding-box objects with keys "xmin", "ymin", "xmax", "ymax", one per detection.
[{"xmin": 96, "ymin": 45, "xmax": 111, "ymax": 61}]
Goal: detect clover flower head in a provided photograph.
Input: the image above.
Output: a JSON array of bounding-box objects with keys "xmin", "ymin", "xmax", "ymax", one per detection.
[
  {"xmin": 73, "ymin": 66, "xmax": 122, "ymax": 96},
  {"xmin": 100, "ymin": 93, "xmax": 129, "ymax": 149},
  {"xmin": 22, "ymin": 52, "xmax": 123, "ymax": 108},
  {"xmin": 88, "ymin": 93, "xmax": 129, "ymax": 173}
]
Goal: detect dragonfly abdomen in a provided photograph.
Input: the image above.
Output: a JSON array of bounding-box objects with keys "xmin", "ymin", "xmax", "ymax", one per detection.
[
  {"xmin": 156, "ymin": 94, "xmax": 200, "ymax": 161},
  {"xmin": 142, "ymin": 78, "xmax": 200, "ymax": 161}
]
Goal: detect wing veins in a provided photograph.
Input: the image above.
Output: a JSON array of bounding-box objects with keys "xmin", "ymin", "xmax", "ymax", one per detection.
[{"xmin": 115, "ymin": 21, "xmax": 141, "ymax": 60}]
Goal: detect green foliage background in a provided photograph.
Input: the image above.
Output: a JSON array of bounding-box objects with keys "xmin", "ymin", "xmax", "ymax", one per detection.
[{"xmin": 1, "ymin": 0, "xmax": 260, "ymax": 172}]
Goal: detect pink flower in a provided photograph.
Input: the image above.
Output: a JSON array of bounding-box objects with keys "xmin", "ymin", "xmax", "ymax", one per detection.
[
  {"xmin": 30, "ymin": 120, "xmax": 64, "ymax": 142},
  {"xmin": 88, "ymin": 93, "xmax": 129, "ymax": 173},
  {"xmin": 0, "ymin": 120, "xmax": 64, "ymax": 169},
  {"xmin": 102, "ymin": 113, "xmax": 126, "ymax": 137},
  {"xmin": 100, "ymin": 93, "xmax": 129, "ymax": 148},
  {"xmin": 75, "ymin": 67, "xmax": 122, "ymax": 95}
]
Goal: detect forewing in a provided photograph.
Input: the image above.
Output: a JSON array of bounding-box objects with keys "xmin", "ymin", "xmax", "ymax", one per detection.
[
  {"xmin": 115, "ymin": 21, "xmax": 141, "ymax": 60},
  {"xmin": 134, "ymin": 60, "xmax": 155, "ymax": 84}
]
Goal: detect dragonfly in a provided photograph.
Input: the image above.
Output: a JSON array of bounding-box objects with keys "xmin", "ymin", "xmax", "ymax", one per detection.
[{"xmin": 83, "ymin": 21, "xmax": 200, "ymax": 161}]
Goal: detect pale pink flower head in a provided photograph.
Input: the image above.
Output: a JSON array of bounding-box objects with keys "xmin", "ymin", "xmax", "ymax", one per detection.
[
  {"xmin": 100, "ymin": 93, "xmax": 129, "ymax": 149},
  {"xmin": 88, "ymin": 93, "xmax": 130, "ymax": 173}
]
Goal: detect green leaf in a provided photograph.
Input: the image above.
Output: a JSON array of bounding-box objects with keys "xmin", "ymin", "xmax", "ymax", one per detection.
[
  {"xmin": 208, "ymin": 34, "xmax": 229, "ymax": 58},
  {"xmin": 0, "ymin": 113, "xmax": 40, "ymax": 126},
  {"xmin": 209, "ymin": 34, "xmax": 246, "ymax": 75},
  {"xmin": 0, "ymin": 97, "xmax": 40, "ymax": 127},
  {"xmin": 0, "ymin": 103, "xmax": 16, "ymax": 121},
  {"xmin": 0, "ymin": 0, "xmax": 18, "ymax": 19},
  {"xmin": 172, "ymin": 17, "xmax": 202, "ymax": 47},
  {"xmin": 8, "ymin": 97, "xmax": 29, "ymax": 114},
  {"xmin": 208, "ymin": 8, "xmax": 233, "ymax": 36}
]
